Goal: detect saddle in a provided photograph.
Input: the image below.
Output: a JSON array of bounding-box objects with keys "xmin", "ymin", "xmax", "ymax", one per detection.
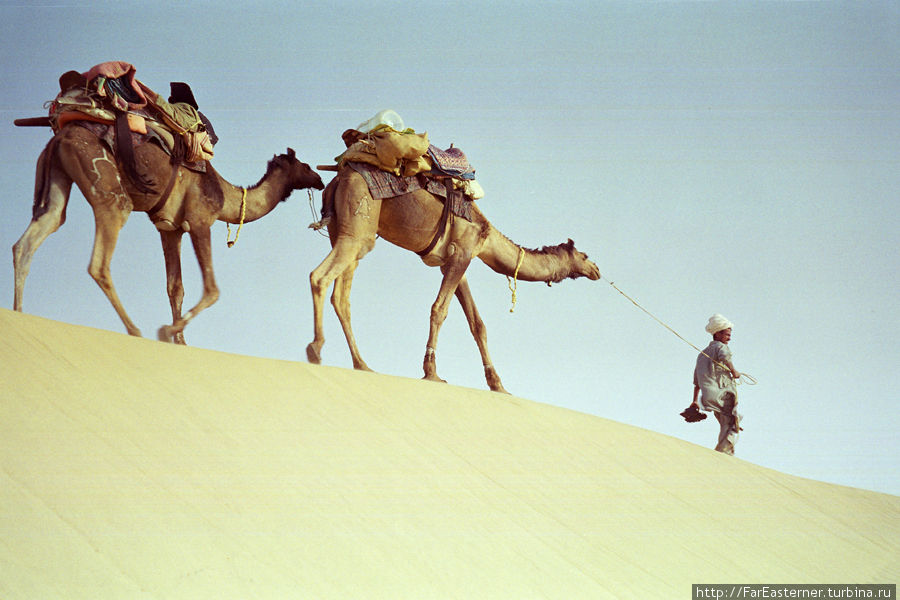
[
  {"xmin": 326, "ymin": 112, "xmax": 486, "ymax": 261},
  {"xmin": 23, "ymin": 63, "xmax": 215, "ymax": 164},
  {"xmin": 26, "ymin": 62, "xmax": 217, "ymax": 208}
]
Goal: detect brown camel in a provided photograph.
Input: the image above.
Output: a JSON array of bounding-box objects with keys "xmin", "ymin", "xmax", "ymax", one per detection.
[
  {"xmin": 306, "ymin": 167, "xmax": 601, "ymax": 393},
  {"xmin": 12, "ymin": 124, "xmax": 323, "ymax": 343}
]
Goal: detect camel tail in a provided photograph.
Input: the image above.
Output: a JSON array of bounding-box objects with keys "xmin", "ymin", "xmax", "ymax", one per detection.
[{"xmin": 32, "ymin": 137, "xmax": 59, "ymax": 221}]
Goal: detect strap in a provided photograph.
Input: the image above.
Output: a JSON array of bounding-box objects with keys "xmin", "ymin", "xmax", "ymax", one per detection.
[
  {"xmin": 147, "ymin": 161, "xmax": 180, "ymax": 217},
  {"xmin": 147, "ymin": 135, "xmax": 185, "ymax": 216},
  {"xmin": 114, "ymin": 111, "xmax": 155, "ymax": 194},
  {"xmin": 416, "ymin": 182, "xmax": 454, "ymax": 257}
]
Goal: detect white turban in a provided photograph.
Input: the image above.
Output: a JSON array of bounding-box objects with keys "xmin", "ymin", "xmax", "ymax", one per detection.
[{"xmin": 705, "ymin": 313, "xmax": 733, "ymax": 335}]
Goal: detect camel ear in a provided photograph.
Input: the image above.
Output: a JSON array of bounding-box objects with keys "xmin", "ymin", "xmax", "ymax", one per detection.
[
  {"xmin": 565, "ymin": 238, "xmax": 575, "ymax": 249},
  {"xmin": 287, "ymin": 148, "xmax": 296, "ymax": 158}
]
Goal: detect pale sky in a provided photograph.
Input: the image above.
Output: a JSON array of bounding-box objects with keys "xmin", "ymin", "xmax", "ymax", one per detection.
[{"xmin": 1, "ymin": 0, "xmax": 897, "ymax": 495}]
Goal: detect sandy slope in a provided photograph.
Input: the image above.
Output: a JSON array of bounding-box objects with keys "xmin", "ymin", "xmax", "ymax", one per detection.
[{"xmin": 1, "ymin": 308, "xmax": 897, "ymax": 599}]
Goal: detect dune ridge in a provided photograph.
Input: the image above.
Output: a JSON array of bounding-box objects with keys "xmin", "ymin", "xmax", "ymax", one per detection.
[{"xmin": 1, "ymin": 308, "xmax": 897, "ymax": 599}]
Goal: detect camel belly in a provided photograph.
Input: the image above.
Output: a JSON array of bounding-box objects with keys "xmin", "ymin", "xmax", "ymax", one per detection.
[
  {"xmin": 378, "ymin": 191, "xmax": 485, "ymax": 266},
  {"xmin": 376, "ymin": 191, "xmax": 445, "ymax": 253}
]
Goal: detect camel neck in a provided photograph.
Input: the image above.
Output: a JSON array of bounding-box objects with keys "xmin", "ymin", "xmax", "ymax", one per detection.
[
  {"xmin": 219, "ymin": 178, "xmax": 285, "ymax": 225},
  {"xmin": 480, "ymin": 226, "xmax": 577, "ymax": 284}
]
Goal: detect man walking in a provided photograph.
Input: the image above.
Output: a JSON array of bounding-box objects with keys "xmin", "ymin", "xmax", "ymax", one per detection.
[{"xmin": 685, "ymin": 314, "xmax": 743, "ymax": 454}]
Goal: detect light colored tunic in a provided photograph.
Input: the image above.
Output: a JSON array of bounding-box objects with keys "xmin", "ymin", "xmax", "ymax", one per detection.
[
  {"xmin": 693, "ymin": 341, "xmax": 741, "ymax": 454},
  {"xmin": 693, "ymin": 341, "xmax": 736, "ymax": 409}
]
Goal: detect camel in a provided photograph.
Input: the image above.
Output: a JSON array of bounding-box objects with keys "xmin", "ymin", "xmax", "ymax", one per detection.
[
  {"xmin": 12, "ymin": 124, "xmax": 323, "ymax": 343},
  {"xmin": 306, "ymin": 166, "xmax": 601, "ymax": 393}
]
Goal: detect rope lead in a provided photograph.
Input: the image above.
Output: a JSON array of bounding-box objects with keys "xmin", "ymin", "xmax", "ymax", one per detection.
[{"xmin": 605, "ymin": 277, "xmax": 756, "ymax": 385}]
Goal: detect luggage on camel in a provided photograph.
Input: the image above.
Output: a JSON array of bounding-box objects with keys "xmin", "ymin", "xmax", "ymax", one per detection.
[
  {"xmin": 18, "ymin": 61, "xmax": 216, "ymax": 164},
  {"xmin": 330, "ymin": 109, "xmax": 485, "ymax": 201},
  {"xmin": 15, "ymin": 61, "xmax": 219, "ymax": 230},
  {"xmin": 314, "ymin": 110, "xmax": 486, "ymax": 260}
]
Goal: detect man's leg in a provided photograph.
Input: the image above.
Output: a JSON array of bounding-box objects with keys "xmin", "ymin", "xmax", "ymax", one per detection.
[{"xmin": 714, "ymin": 393, "xmax": 739, "ymax": 454}]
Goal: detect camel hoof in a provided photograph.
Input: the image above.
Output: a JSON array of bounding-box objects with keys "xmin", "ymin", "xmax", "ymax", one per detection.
[
  {"xmin": 157, "ymin": 325, "xmax": 179, "ymax": 343},
  {"xmin": 306, "ymin": 343, "xmax": 322, "ymax": 364},
  {"xmin": 423, "ymin": 374, "xmax": 447, "ymax": 384},
  {"xmin": 485, "ymin": 366, "xmax": 509, "ymax": 394}
]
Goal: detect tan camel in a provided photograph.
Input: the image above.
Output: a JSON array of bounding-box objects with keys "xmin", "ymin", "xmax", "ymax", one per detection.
[
  {"xmin": 12, "ymin": 124, "xmax": 323, "ymax": 343},
  {"xmin": 307, "ymin": 167, "xmax": 601, "ymax": 393}
]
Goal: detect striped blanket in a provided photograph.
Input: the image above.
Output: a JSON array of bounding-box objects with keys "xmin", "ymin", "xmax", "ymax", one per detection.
[{"xmin": 348, "ymin": 162, "xmax": 472, "ymax": 221}]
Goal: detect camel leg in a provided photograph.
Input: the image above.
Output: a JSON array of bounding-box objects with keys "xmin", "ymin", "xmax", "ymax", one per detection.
[
  {"xmin": 454, "ymin": 276, "xmax": 509, "ymax": 394},
  {"xmin": 331, "ymin": 261, "xmax": 372, "ymax": 371},
  {"xmin": 13, "ymin": 143, "xmax": 72, "ymax": 312},
  {"xmin": 12, "ymin": 158, "xmax": 72, "ymax": 311},
  {"xmin": 158, "ymin": 227, "xmax": 219, "ymax": 342},
  {"xmin": 308, "ymin": 175, "xmax": 380, "ymax": 366},
  {"xmin": 86, "ymin": 206, "xmax": 141, "ymax": 337},
  {"xmin": 307, "ymin": 236, "xmax": 374, "ymax": 366},
  {"xmin": 423, "ymin": 245, "xmax": 471, "ymax": 384},
  {"xmin": 159, "ymin": 230, "xmax": 187, "ymax": 345}
]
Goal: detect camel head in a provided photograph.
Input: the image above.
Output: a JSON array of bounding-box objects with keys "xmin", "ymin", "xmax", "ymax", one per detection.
[
  {"xmin": 268, "ymin": 148, "xmax": 324, "ymax": 199},
  {"xmin": 559, "ymin": 238, "xmax": 601, "ymax": 281}
]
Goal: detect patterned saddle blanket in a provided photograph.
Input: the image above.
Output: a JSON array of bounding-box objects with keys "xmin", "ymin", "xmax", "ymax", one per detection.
[{"xmin": 348, "ymin": 162, "xmax": 472, "ymax": 221}]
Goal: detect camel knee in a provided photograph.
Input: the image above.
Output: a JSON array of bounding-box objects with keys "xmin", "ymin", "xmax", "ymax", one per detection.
[
  {"xmin": 310, "ymin": 273, "xmax": 326, "ymax": 297},
  {"xmin": 87, "ymin": 264, "xmax": 112, "ymax": 290},
  {"xmin": 430, "ymin": 302, "xmax": 450, "ymax": 326},
  {"xmin": 12, "ymin": 241, "xmax": 27, "ymax": 274}
]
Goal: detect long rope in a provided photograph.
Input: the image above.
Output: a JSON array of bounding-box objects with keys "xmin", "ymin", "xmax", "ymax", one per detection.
[
  {"xmin": 605, "ymin": 277, "xmax": 756, "ymax": 385},
  {"xmin": 226, "ymin": 187, "xmax": 247, "ymax": 248}
]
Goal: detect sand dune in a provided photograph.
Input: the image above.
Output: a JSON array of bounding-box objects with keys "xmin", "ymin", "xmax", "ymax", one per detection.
[{"xmin": 1, "ymin": 308, "xmax": 897, "ymax": 599}]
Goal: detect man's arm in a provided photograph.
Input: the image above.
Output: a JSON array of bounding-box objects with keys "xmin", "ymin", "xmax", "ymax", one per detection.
[{"xmin": 723, "ymin": 359, "xmax": 740, "ymax": 380}]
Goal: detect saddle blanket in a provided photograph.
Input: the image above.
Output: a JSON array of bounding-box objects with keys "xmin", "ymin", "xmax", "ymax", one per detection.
[{"xmin": 348, "ymin": 162, "xmax": 472, "ymax": 221}]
